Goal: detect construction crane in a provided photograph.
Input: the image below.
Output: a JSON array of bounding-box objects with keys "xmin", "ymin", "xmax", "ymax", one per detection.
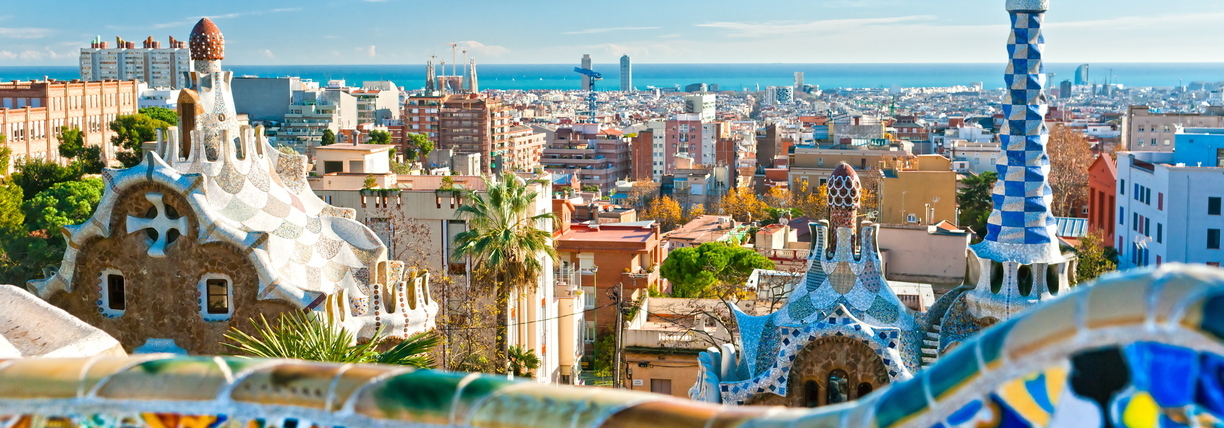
[{"xmin": 573, "ymin": 67, "xmax": 602, "ymax": 123}]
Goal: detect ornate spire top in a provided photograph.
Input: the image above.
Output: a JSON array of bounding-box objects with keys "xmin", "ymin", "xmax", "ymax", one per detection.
[
  {"xmin": 1006, "ymin": 0, "xmax": 1049, "ymax": 12},
  {"xmin": 189, "ymin": 18, "xmax": 224, "ymax": 61},
  {"xmin": 827, "ymin": 163, "xmax": 861, "ymax": 230}
]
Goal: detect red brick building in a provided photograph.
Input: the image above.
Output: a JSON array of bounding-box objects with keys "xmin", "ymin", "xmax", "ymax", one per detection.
[{"xmin": 1087, "ymin": 155, "xmax": 1117, "ymax": 246}]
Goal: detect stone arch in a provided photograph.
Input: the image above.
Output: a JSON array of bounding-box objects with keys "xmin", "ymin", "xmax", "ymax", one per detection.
[{"xmin": 744, "ymin": 335, "xmax": 889, "ymax": 407}]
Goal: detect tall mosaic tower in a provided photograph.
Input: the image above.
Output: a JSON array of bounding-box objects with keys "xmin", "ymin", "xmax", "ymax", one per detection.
[{"xmin": 966, "ymin": 0, "xmax": 1075, "ymax": 318}]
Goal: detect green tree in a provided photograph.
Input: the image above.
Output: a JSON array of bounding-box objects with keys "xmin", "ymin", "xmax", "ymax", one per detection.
[
  {"xmin": 111, "ymin": 114, "xmax": 171, "ymax": 168},
  {"xmin": 22, "ymin": 179, "xmax": 104, "ymax": 233},
  {"xmin": 507, "ymin": 345, "xmax": 541, "ymax": 378},
  {"xmin": 368, "ymin": 129, "xmax": 392, "ymax": 145},
  {"xmin": 957, "ymin": 171, "xmax": 997, "ymax": 240},
  {"xmin": 12, "ymin": 158, "xmax": 82, "ymax": 200},
  {"xmin": 57, "ymin": 127, "xmax": 104, "ymax": 174},
  {"xmin": 321, "ymin": 129, "xmax": 337, "ymax": 146},
  {"xmin": 138, "ymin": 106, "xmax": 178, "ymax": 126},
  {"xmin": 660, "ymin": 242, "xmax": 775, "ymax": 299},
  {"xmin": 223, "ymin": 312, "xmax": 439, "ymax": 368},
  {"xmin": 452, "ymin": 172, "xmax": 558, "ymax": 369},
  {"xmin": 0, "ymin": 179, "xmax": 22, "ymax": 239},
  {"xmin": 1075, "ymin": 232, "xmax": 1117, "ymax": 283},
  {"xmin": 406, "ymin": 133, "xmax": 433, "ymax": 159},
  {"xmin": 363, "ymin": 174, "xmax": 377, "ymax": 189}
]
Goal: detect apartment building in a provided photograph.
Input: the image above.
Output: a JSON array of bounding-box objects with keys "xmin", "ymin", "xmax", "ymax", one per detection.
[
  {"xmin": 79, "ymin": 36, "xmax": 192, "ymax": 89},
  {"xmin": 878, "ymin": 155, "xmax": 958, "ymax": 226},
  {"xmin": 1115, "ymin": 128, "xmax": 1224, "ymax": 269},
  {"xmin": 1122, "ymin": 105, "xmax": 1224, "ymax": 152},
  {"xmin": 540, "ymin": 123, "xmax": 632, "ymax": 191},
  {"xmin": 0, "ymin": 79, "xmax": 140, "ymax": 164}
]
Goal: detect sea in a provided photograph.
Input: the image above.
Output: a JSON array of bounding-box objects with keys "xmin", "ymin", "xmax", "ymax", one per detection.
[{"xmin": 2, "ymin": 63, "xmax": 1222, "ymax": 91}]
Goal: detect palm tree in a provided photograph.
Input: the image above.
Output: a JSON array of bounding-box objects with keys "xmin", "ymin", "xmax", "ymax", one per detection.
[
  {"xmin": 507, "ymin": 345, "xmax": 541, "ymax": 378},
  {"xmin": 223, "ymin": 312, "xmax": 439, "ymax": 368},
  {"xmin": 452, "ymin": 172, "xmax": 558, "ymax": 372}
]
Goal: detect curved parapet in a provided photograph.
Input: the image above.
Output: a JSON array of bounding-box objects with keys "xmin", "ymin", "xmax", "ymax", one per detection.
[{"xmin": 6, "ymin": 264, "xmax": 1222, "ymax": 427}]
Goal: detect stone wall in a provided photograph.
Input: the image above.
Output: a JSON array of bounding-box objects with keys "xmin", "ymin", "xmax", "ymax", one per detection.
[
  {"xmin": 48, "ymin": 182, "xmax": 297, "ymax": 355},
  {"xmin": 745, "ymin": 336, "xmax": 889, "ymax": 407}
]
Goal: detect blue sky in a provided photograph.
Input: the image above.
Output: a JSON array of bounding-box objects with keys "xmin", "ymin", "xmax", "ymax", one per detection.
[{"xmin": 2, "ymin": 0, "xmax": 1223, "ymax": 65}]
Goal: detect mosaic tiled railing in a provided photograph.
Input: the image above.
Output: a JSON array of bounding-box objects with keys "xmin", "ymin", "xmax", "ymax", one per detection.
[{"xmin": 2, "ymin": 264, "xmax": 1224, "ymax": 428}]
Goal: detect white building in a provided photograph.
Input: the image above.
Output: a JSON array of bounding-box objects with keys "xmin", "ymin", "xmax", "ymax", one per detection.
[
  {"xmin": 1115, "ymin": 129, "xmax": 1224, "ymax": 269},
  {"xmin": 685, "ymin": 94, "xmax": 716, "ymax": 122},
  {"xmin": 80, "ymin": 36, "xmax": 192, "ymax": 89},
  {"xmin": 949, "ymin": 140, "xmax": 1001, "ymax": 175},
  {"xmin": 763, "ymin": 86, "xmax": 794, "ymax": 105}
]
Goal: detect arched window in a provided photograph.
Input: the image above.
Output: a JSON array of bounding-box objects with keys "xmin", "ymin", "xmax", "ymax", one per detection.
[
  {"xmin": 803, "ymin": 380, "xmax": 820, "ymax": 408},
  {"xmin": 827, "ymin": 369, "xmax": 849, "ymax": 405},
  {"xmin": 857, "ymin": 383, "xmax": 873, "ymax": 399}
]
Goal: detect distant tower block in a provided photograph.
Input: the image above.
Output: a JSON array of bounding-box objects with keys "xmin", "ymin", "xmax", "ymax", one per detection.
[
  {"xmin": 581, "ymin": 54, "xmax": 593, "ymax": 90},
  {"xmin": 425, "ymin": 59, "xmax": 436, "ymax": 93},
  {"xmin": 794, "ymin": 71, "xmax": 804, "ymax": 90},
  {"xmin": 620, "ymin": 55, "xmax": 632, "ymax": 91}
]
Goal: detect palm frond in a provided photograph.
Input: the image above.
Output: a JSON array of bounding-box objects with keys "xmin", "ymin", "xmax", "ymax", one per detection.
[{"xmin": 377, "ymin": 331, "xmax": 441, "ymax": 368}]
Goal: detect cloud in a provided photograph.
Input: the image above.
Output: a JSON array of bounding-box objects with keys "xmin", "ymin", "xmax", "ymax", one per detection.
[
  {"xmin": 0, "ymin": 27, "xmax": 54, "ymax": 39},
  {"xmin": 697, "ymin": 15, "xmax": 938, "ymax": 38},
  {"xmin": 1048, "ymin": 12, "xmax": 1224, "ymax": 30},
  {"xmin": 0, "ymin": 51, "xmax": 15, "ymax": 60},
  {"xmin": 358, "ymin": 45, "xmax": 376, "ymax": 57},
  {"xmin": 455, "ymin": 40, "xmax": 509, "ymax": 57},
  {"xmin": 564, "ymin": 26, "xmax": 661, "ymax": 35},
  {"xmin": 259, "ymin": 49, "xmax": 275, "ymax": 59}
]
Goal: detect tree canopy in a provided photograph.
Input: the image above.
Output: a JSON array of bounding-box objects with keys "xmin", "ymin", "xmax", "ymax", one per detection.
[
  {"xmin": 640, "ymin": 196, "xmax": 683, "ymax": 231},
  {"xmin": 957, "ymin": 171, "xmax": 997, "ymax": 240},
  {"xmin": 1048, "ymin": 124, "xmax": 1094, "ymax": 217},
  {"xmin": 720, "ymin": 187, "xmax": 768, "ymax": 223},
  {"xmin": 405, "ymin": 133, "xmax": 434, "ymax": 159},
  {"xmin": 1075, "ymin": 232, "xmax": 1117, "ymax": 283},
  {"xmin": 12, "ymin": 158, "xmax": 83, "ymax": 200},
  {"xmin": 57, "ymin": 127, "xmax": 103, "ymax": 174},
  {"xmin": 321, "ymin": 129, "xmax": 337, "ymax": 146},
  {"xmin": 138, "ymin": 106, "xmax": 179, "ymax": 126},
  {"xmin": 661, "ymin": 242, "xmax": 775, "ymax": 299},
  {"xmin": 22, "ymin": 178, "xmax": 104, "ymax": 234},
  {"xmin": 111, "ymin": 113, "xmax": 172, "ymax": 168},
  {"xmin": 368, "ymin": 130, "xmax": 392, "ymax": 145}
]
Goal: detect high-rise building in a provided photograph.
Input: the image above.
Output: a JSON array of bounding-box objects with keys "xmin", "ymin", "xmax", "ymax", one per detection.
[
  {"xmin": 794, "ymin": 72, "xmax": 804, "ymax": 89},
  {"xmin": 437, "ymin": 95, "xmax": 541, "ymax": 174},
  {"xmin": 620, "ymin": 55, "xmax": 632, "ymax": 91},
  {"xmin": 580, "ymin": 54, "xmax": 593, "ymax": 91},
  {"xmin": 1075, "ymin": 63, "xmax": 1090, "ymax": 85},
  {"xmin": 79, "ymin": 36, "xmax": 192, "ymax": 89},
  {"xmin": 1059, "ymin": 80, "xmax": 1073, "ymax": 99}
]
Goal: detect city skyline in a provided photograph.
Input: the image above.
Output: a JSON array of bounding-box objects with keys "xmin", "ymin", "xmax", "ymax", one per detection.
[{"xmin": 1, "ymin": 0, "xmax": 1224, "ymax": 65}]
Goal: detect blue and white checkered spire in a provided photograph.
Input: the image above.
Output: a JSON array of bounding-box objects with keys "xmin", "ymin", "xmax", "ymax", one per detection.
[{"xmin": 972, "ymin": 0, "xmax": 1061, "ymax": 265}]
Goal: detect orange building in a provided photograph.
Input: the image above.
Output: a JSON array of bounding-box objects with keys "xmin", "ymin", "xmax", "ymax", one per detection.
[
  {"xmin": 553, "ymin": 200, "xmax": 665, "ymax": 337},
  {"xmin": 0, "ymin": 79, "xmax": 140, "ymax": 165}
]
